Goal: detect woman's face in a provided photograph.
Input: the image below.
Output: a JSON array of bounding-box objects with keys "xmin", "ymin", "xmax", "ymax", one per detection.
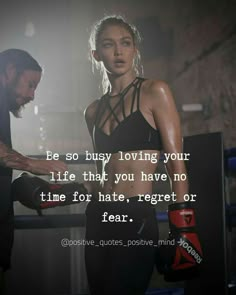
[{"xmin": 94, "ymin": 25, "xmax": 137, "ymax": 77}]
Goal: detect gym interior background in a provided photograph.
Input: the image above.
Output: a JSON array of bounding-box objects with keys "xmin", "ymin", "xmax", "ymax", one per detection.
[{"xmin": 0, "ymin": 0, "xmax": 235, "ymax": 294}]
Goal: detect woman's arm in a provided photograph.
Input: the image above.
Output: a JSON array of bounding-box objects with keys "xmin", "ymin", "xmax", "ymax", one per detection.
[
  {"xmin": 84, "ymin": 100, "xmax": 103, "ymax": 194},
  {"xmin": 150, "ymin": 80, "xmax": 188, "ymax": 202},
  {"xmin": 150, "ymin": 81, "xmax": 203, "ymax": 278}
]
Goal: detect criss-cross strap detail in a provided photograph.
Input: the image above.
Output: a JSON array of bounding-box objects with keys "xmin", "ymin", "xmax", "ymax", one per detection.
[
  {"xmin": 95, "ymin": 77, "xmax": 145, "ymax": 136},
  {"xmin": 136, "ymin": 78, "xmax": 143, "ymax": 111},
  {"xmin": 93, "ymin": 77, "xmax": 163, "ymax": 153}
]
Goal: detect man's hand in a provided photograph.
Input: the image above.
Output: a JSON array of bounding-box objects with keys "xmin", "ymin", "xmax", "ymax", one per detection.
[
  {"xmin": 0, "ymin": 140, "xmax": 68, "ymax": 176},
  {"xmin": 25, "ymin": 158, "xmax": 68, "ymax": 176}
]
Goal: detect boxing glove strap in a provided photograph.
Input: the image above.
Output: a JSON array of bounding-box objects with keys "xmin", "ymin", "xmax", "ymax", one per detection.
[
  {"xmin": 168, "ymin": 201, "xmax": 194, "ymax": 211},
  {"xmin": 168, "ymin": 202, "xmax": 196, "ymax": 229}
]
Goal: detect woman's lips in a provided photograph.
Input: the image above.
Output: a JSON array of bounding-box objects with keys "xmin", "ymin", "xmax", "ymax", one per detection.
[{"xmin": 114, "ymin": 60, "xmax": 125, "ymax": 66}]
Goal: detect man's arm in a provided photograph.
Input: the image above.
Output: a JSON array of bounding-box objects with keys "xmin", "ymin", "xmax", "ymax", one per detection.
[
  {"xmin": 0, "ymin": 140, "xmax": 67, "ymax": 175},
  {"xmin": 0, "ymin": 141, "xmax": 30, "ymax": 170}
]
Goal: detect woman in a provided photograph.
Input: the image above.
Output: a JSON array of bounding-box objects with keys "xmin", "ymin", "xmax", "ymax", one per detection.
[{"xmin": 84, "ymin": 15, "xmax": 190, "ymax": 295}]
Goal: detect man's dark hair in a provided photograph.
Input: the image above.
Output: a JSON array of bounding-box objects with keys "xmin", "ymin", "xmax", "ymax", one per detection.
[{"xmin": 0, "ymin": 48, "xmax": 42, "ymax": 74}]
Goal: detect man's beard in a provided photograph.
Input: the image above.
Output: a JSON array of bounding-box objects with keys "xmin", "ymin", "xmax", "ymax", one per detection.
[
  {"xmin": 6, "ymin": 76, "xmax": 24, "ymax": 118},
  {"xmin": 9, "ymin": 103, "xmax": 25, "ymax": 118}
]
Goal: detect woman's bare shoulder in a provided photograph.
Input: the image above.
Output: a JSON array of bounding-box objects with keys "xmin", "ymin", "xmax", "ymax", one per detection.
[
  {"xmin": 142, "ymin": 78, "xmax": 171, "ymax": 97},
  {"xmin": 84, "ymin": 99, "xmax": 100, "ymax": 123}
]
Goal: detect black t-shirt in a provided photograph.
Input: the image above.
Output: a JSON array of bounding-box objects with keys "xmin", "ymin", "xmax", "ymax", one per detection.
[
  {"xmin": 0, "ymin": 84, "xmax": 14, "ymax": 271},
  {"xmin": 0, "ymin": 83, "xmax": 13, "ymax": 220}
]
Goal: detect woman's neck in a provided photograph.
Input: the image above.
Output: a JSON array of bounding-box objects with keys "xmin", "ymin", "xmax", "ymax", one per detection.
[{"xmin": 107, "ymin": 72, "xmax": 136, "ymax": 96}]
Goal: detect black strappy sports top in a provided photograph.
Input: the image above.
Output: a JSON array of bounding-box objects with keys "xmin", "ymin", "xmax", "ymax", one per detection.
[{"xmin": 93, "ymin": 77, "xmax": 163, "ymax": 154}]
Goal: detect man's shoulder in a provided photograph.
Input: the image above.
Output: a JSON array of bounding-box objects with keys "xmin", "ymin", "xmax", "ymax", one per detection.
[{"xmin": 0, "ymin": 85, "xmax": 7, "ymax": 107}]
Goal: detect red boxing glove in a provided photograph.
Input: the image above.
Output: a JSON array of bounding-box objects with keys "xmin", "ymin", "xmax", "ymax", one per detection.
[
  {"xmin": 156, "ymin": 202, "xmax": 203, "ymax": 281},
  {"xmin": 12, "ymin": 172, "xmax": 89, "ymax": 216}
]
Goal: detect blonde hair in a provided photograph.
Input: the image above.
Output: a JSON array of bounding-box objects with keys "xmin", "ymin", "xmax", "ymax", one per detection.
[{"xmin": 89, "ymin": 15, "xmax": 143, "ymax": 93}]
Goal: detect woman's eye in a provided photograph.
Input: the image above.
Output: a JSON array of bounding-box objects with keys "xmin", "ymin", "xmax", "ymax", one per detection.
[
  {"xmin": 103, "ymin": 43, "xmax": 112, "ymax": 48},
  {"xmin": 122, "ymin": 41, "xmax": 131, "ymax": 46}
]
